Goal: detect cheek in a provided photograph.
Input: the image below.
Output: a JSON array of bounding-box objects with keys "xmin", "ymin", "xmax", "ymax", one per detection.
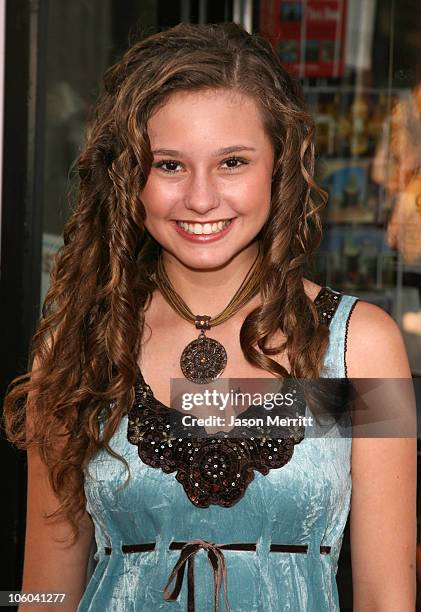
[
  {"xmin": 140, "ymin": 179, "xmax": 175, "ymax": 219},
  {"xmin": 236, "ymin": 173, "xmax": 272, "ymax": 213}
]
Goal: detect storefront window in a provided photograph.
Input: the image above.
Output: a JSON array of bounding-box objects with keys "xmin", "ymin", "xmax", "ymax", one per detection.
[{"xmin": 259, "ymin": 0, "xmax": 421, "ymax": 375}]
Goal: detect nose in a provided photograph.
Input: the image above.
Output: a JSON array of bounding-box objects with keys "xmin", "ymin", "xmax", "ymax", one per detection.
[{"xmin": 183, "ymin": 171, "xmax": 220, "ymax": 215}]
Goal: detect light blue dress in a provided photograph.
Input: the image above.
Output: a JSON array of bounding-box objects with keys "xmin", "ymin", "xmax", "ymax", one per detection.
[{"xmin": 77, "ymin": 289, "xmax": 358, "ymax": 612}]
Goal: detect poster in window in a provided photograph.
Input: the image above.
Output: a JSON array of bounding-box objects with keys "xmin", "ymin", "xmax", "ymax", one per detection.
[{"xmin": 260, "ymin": 0, "xmax": 347, "ymax": 78}]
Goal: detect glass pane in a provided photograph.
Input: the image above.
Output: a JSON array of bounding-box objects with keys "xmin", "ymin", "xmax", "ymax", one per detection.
[{"xmin": 259, "ymin": 0, "xmax": 421, "ymax": 374}]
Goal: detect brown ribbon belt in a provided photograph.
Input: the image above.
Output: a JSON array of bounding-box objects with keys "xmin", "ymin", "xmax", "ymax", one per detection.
[{"xmin": 104, "ymin": 539, "xmax": 331, "ymax": 612}]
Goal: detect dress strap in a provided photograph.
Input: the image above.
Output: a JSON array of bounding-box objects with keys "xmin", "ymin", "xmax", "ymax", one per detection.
[
  {"xmin": 320, "ymin": 290, "xmax": 360, "ymax": 378},
  {"xmin": 314, "ymin": 286, "xmax": 343, "ymax": 328}
]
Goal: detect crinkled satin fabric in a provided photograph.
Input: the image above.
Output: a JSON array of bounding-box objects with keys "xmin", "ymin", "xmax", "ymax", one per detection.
[{"xmin": 77, "ymin": 292, "xmax": 358, "ymax": 612}]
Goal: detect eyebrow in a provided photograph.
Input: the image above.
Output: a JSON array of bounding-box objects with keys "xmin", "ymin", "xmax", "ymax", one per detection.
[{"xmin": 151, "ymin": 145, "xmax": 257, "ymax": 157}]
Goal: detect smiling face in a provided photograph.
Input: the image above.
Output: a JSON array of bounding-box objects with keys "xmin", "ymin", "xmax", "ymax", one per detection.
[{"xmin": 140, "ymin": 88, "xmax": 275, "ymax": 270}]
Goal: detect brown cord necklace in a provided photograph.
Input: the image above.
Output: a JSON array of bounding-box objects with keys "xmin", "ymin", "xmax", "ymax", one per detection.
[{"xmin": 153, "ymin": 242, "xmax": 264, "ymax": 383}]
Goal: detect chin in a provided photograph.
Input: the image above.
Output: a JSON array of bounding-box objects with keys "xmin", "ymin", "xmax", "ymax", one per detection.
[{"xmin": 176, "ymin": 251, "xmax": 236, "ymax": 271}]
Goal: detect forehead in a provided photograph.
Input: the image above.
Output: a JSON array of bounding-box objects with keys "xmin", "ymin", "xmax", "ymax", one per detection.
[{"xmin": 146, "ymin": 88, "xmax": 269, "ymax": 147}]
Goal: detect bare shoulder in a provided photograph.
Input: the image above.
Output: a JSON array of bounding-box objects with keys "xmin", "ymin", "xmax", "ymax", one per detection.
[{"xmin": 345, "ymin": 299, "xmax": 411, "ymax": 378}]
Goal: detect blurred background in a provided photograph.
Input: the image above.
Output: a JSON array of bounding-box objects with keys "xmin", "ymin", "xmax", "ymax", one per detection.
[{"xmin": 0, "ymin": 1, "xmax": 420, "ymax": 609}]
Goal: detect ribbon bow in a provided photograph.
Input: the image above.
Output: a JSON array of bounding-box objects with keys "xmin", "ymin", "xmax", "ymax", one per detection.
[{"xmin": 163, "ymin": 539, "xmax": 231, "ymax": 612}]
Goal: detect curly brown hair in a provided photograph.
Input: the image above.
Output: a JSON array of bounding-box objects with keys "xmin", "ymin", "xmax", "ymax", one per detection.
[{"xmin": 3, "ymin": 21, "xmax": 328, "ymax": 544}]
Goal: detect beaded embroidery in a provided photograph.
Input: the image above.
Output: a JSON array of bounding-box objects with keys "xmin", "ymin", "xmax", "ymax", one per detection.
[
  {"xmin": 127, "ymin": 287, "xmax": 343, "ymax": 508},
  {"xmin": 313, "ymin": 287, "xmax": 341, "ymax": 325}
]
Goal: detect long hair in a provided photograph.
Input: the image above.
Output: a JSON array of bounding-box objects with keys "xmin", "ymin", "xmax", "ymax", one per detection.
[{"xmin": 3, "ymin": 22, "xmax": 328, "ymax": 543}]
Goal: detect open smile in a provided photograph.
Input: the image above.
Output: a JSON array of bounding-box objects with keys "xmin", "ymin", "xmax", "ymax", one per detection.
[
  {"xmin": 175, "ymin": 219, "xmax": 233, "ymax": 235},
  {"xmin": 173, "ymin": 218, "xmax": 236, "ymax": 242}
]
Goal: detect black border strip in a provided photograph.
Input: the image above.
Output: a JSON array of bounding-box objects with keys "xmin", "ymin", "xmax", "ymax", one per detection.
[{"xmin": 344, "ymin": 299, "xmax": 359, "ymax": 379}]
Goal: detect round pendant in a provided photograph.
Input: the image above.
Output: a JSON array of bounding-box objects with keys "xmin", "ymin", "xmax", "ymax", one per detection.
[{"xmin": 180, "ymin": 334, "xmax": 227, "ymax": 384}]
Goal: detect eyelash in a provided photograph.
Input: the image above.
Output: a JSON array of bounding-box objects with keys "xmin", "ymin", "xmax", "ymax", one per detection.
[{"xmin": 153, "ymin": 157, "xmax": 249, "ymax": 174}]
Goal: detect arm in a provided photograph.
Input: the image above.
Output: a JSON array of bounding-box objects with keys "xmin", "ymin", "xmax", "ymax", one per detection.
[
  {"xmin": 20, "ymin": 449, "xmax": 94, "ymax": 612},
  {"xmin": 346, "ymin": 301, "xmax": 417, "ymax": 611},
  {"xmin": 19, "ymin": 355, "xmax": 94, "ymax": 611}
]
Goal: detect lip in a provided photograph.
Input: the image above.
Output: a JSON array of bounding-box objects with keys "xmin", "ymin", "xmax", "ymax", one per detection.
[
  {"xmin": 173, "ymin": 218, "xmax": 236, "ymax": 243},
  {"xmin": 175, "ymin": 218, "xmax": 233, "ymax": 224}
]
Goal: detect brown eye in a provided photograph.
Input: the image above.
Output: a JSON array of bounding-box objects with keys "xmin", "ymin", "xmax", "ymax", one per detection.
[
  {"xmin": 222, "ymin": 157, "xmax": 248, "ymax": 170},
  {"xmin": 154, "ymin": 160, "xmax": 182, "ymax": 173}
]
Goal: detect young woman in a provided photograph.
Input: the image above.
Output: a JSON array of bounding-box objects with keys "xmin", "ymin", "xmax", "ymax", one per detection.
[{"xmin": 4, "ymin": 22, "xmax": 416, "ymax": 612}]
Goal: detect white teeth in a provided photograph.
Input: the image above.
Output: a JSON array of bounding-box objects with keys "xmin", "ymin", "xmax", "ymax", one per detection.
[{"xmin": 177, "ymin": 219, "xmax": 232, "ymax": 235}]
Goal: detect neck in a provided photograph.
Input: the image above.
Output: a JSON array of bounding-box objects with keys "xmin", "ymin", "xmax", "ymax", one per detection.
[{"xmin": 159, "ymin": 241, "xmax": 261, "ymax": 316}]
